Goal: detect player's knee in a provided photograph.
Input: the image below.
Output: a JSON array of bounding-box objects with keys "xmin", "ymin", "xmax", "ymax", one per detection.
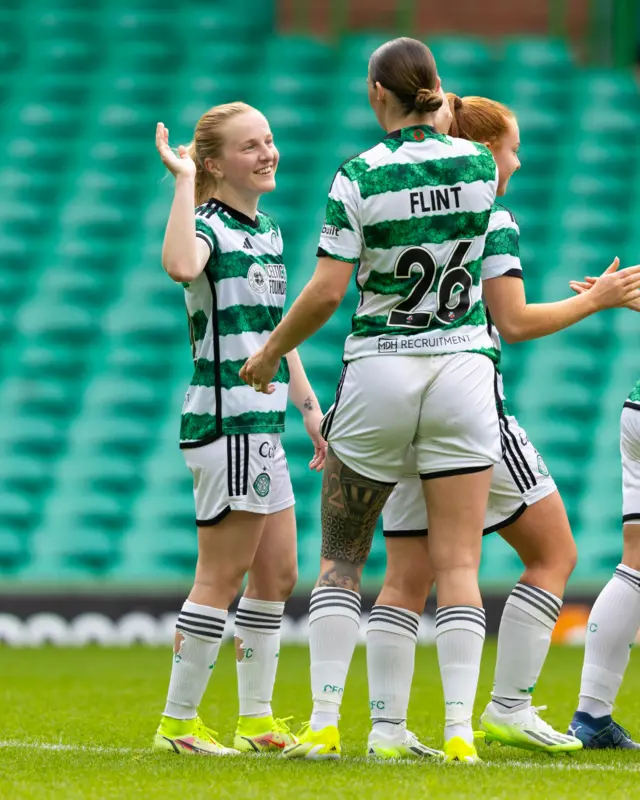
[{"xmin": 246, "ymin": 561, "xmax": 297, "ymax": 601}]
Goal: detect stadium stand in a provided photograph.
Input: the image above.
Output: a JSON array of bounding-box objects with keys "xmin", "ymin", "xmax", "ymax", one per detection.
[{"xmin": 0, "ymin": 0, "xmax": 638, "ymax": 587}]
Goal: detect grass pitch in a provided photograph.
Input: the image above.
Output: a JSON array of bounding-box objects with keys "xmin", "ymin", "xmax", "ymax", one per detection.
[{"xmin": 1, "ymin": 643, "xmax": 639, "ymax": 799}]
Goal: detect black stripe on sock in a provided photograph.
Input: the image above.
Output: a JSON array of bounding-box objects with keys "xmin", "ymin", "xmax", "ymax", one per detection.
[
  {"xmin": 176, "ymin": 624, "xmax": 223, "ymax": 639},
  {"xmin": 512, "ymin": 584, "xmax": 561, "ymax": 620},
  {"xmin": 435, "ymin": 614, "xmax": 487, "ymax": 629},
  {"xmin": 235, "ymin": 608, "xmax": 283, "ymax": 620},
  {"xmin": 234, "ymin": 621, "xmax": 281, "ymax": 630},
  {"xmin": 368, "ymin": 613, "xmax": 418, "ymax": 636},
  {"xmin": 309, "ymin": 596, "xmax": 362, "ymax": 613},
  {"xmin": 371, "ymin": 605, "xmax": 419, "ymax": 625},
  {"xmin": 514, "ymin": 583, "xmax": 562, "ymax": 616},
  {"xmin": 436, "ymin": 606, "xmax": 486, "ymax": 621},
  {"xmin": 177, "ymin": 618, "xmax": 225, "ymax": 633},
  {"xmin": 510, "ymin": 587, "xmax": 558, "ymax": 624},
  {"xmin": 311, "ymin": 587, "xmax": 361, "ymax": 600},
  {"xmin": 310, "ymin": 592, "xmax": 361, "ymax": 611},
  {"xmin": 180, "ymin": 611, "xmax": 226, "ymax": 623},
  {"xmin": 615, "ymin": 567, "xmax": 640, "ymax": 587},
  {"xmin": 309, "ymin": 601, "xmax": 362, "ymax": 616}
]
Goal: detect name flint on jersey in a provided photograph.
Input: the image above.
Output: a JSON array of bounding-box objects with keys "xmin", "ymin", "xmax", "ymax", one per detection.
[{"xmin": 409, "ymin": 187, "xmax": 462, "ymax": 214}]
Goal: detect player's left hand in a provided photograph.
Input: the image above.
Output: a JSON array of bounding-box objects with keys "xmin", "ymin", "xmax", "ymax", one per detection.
[
  {"xmin": 304, "ymin": 409, "xmax": 328, "ymax": 472},
  {"xmin": 240, "ymin": 347, "xmax": 279, "ymax": 394}
]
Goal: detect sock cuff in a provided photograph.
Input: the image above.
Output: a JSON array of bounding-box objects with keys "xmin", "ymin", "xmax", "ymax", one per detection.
[
  {"xmin": 367, "ymin": 605, "xmax": 420, "ymax": 642},
  {"xmin": 506, "ymin": 583, "xmax": 562, "ymax": 630},
  {"xmin": 309, "ymin": 586, "xmax": 361, "ymax": 625},
  {"xmin": 176, "ymin": 601, "xmax": 227, "ymax": 642},
  {"xmin": 614, "ymin": 564, "xmax": 640, "ymax": 593},
  {"xmin": 235, "ymin": 597, "xmax": 284, "ymax": 633},
  {"xmin": 435, "ymin": 605, "xmax": 486, "ymax": 638}
]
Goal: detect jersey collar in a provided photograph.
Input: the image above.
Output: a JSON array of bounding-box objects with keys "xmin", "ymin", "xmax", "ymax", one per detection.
[
  {"xmin": 205, "ymin": 197, "xmax": 260, "ymax": 229},
  {"xmin": 384, "ymin": 124, "xmax": 440, "ymax": 142}
]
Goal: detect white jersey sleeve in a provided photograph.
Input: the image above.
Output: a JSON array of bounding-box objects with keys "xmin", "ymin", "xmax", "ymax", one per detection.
[
  {"xmin": 317, "ymin": 168, "xmax": 363, "ymax": 263},
  {"xmin": 481, "ymin": 204, "xmax": 522, "ymax": 281}
]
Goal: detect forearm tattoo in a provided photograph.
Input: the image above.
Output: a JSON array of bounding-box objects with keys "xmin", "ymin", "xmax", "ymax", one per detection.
[
  {"xmin": 319, "ymin": 446, "xmax": 394, "ymax": 589},
  {"xmin": 303, "ymin": 395, "xmax": 315, "ymax": 411}
]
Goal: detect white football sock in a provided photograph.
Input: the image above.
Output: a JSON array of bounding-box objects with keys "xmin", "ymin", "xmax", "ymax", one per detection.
[
  {"xmin": 435, "ymin": 605, "xmax": 486, "ymax": 745},
  {"xmin": 492, "ymin": 583, "xmax": 562, "ymax": 713},
  {"xmin": 163, "ymin": 600, "xmax": 227, "ymax": 720},
  {"xmin": 235, "ymin": 597, "xmax": 284, "ymax": 719},
  {"xmin": 578, "ymin": 564, "xmax": 640, "ymax": 718},
  {"xmin": 367, "ymin": 605, "xmax": 419, "ymax": 738},
  {"xmin": 309, "ymin": 586, "xmax": 361, "ymax": 731}
]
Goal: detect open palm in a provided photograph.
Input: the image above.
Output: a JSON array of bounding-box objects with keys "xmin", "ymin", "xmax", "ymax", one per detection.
[{"xmin": 155, "ymin": 122, "xmax": 196, "ymax": 179}]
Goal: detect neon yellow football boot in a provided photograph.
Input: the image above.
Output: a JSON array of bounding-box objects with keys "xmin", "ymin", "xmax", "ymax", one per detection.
[
  {"xmin": 367, "ymin": 727, "xmax": 444, "ymax": 760},
  {"xmin": 153, "ymin": 715, "xmax": 240, "ymax": 756},
  {"xmin": 282, "ymin": 722, "xmax": 341, "ymax": 760},
  {"xmin": 234, "ymin": 716, "xmax": 298, "ymax": 753},
  {"xmin": 480, "ymin": 702, "xmax": 583, "ymax": 754},
  {"xmin": 443, "ymin": 735, "xmax": 482, "ymax": 764}
]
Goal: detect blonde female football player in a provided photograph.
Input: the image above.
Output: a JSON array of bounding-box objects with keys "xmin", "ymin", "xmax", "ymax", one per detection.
[
  {"xmin": 567, "ymin": 282, "xmax": 640, "ymax": 747},
  {"xmin": 373, "ymin": 94, "xmax": 640, "ymax": 757},
  {"xmin": 153, "ymin": 103, "xmax": 326, "ymax": 756},
  {"xmin": 242, "ymin": 37, "xmax": 502, "ymax": 763}
]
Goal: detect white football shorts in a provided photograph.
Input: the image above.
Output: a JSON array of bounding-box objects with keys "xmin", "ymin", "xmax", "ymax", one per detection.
[
  {"xmin": 621, "ymin": 402, "xmax": 640, "ymax": 524},
  {"xmin": 183, "ymin": 433, "xmax": 294, "ymax": 526},
  {"xmin": 321, "ymin": 352, "xmax": 501, "ymax": 484},
  {"xmin": 383, "ymin": 413, "xmax": 557, "ymax": 535}
]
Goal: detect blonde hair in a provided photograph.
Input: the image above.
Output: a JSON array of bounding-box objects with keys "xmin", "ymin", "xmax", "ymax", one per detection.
[
  {"xmin": 186, "ymin": 101, "xmax": 255, "ymax": 206},
  {"xmin": 446, "ymin": 93, "xmax": 514, "ymax": 144}
]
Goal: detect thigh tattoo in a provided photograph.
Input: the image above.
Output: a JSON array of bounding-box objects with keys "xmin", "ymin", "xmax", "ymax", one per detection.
[{"xmin": 320, "ymin": 446, "xmax": 394, "ymax": 567}]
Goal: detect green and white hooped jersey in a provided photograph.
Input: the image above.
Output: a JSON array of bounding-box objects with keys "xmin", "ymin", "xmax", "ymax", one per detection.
[
  {"xmin": 180, "ymin": 199, "xmax": 289, "ymax": 448},
  {"xmin": 317, "ymin": 124, "xmax": 498, "ymax": 362},
  {"xmin": 627, "ymin": 380, "xmax": 640, "ymax": 409},
  {"xmin": 481, "ymin": 203, "xmax": 522, "ymax": 411}
]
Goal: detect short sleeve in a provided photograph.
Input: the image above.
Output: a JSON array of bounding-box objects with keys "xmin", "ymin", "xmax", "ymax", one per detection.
[
  {"xmin": 481, "ymin": 209, "xmax": 522, "ymax": 280},
  {"xmin": 316, "ymin": 169, "xmax": 363, "ymax": 263},
  {"xmin": 195, "ymin": 215, "xmax": 214, "ymax": 256}
]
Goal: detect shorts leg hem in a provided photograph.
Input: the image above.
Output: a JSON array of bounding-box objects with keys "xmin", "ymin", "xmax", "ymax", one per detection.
[
  {"xmin": 196, "ymin": 506, "xmax": 232, "ymax": 527},
  {"xmin": 623, "ymin": 513, "xmax": 640, "ymax": 523},
  {"xmin": 482, "ymin": 502, "xmax": 527, "ymax": 535},
  {"xmin": 383, "ymin": 528, "xmax": 428, "ymax": 538},
  {"xmin": 419, "ymin": 464, "xmax": 493, "ymax": 481}
]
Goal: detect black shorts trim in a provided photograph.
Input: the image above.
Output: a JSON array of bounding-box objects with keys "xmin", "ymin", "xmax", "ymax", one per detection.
[
  {"xmin": 383, "ymin": 528, "xmax": 428, "ymax": 538},
  {"xmin": 383, "ymin": 502, "xmax": 528, "ymax": 539},
  {"xmin": 500, "ymin": 415, "xmax": 536, "ymax": 492},
  {"xmin": 482, "ymin": 502, "xmax": 528, "ymax": 535},
  {"xmin": 196, "ymin": 506, "xmax": 231, "ymax": 527},
  {"xmin": 320, "ymin": 362, "xmax": 348, "ymax": 440},
  {"xmin": 227, "ymin": 434, "xmax": 249, "ymax": 498},
  {"xmin": 623, "ymin": 513, "xmax": 640, "ymax": 523},
  {"xmin": 624, "ymin": 401, "xmax": 640, "ymax": 412},
  {"xmin": 419, "ymin": 464, "xmax": 492, "ymax": 481}
]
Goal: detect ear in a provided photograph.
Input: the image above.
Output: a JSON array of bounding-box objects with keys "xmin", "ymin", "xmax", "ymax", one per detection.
[
  {"xmin": 204, "ymin": 157, "xmax": 222, "ymax": 177},
  {"xmin": 374, "ymin": 80, "xmax": 386, "ymax": 103},
  {"xmin": 435, "ymin": 74, "xmax": 442, "ymax": 92}
]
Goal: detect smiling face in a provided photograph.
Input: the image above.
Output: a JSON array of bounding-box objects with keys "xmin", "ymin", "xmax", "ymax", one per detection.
[
  {"xmin": 488, "ymin": 116, "xmax": 521, "ymax": 196},
  {"xmin": 205, "ymin": 109, "xmax": 279, "ymax": 197}
]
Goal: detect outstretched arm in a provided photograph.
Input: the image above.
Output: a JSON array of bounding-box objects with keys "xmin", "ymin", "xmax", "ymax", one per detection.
[{"xmin": 486, "ymin": 258, "xmax": 640, "ymax": 344}]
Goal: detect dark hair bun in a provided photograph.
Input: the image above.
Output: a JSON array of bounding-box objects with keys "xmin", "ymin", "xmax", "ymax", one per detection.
[
  {"xmin": 415, "ymin": 87, "xmax": 443, "ymax": 113},
  {"xmin": 451, "ymin": 94, "xmax": 463, "ymax": 111}
]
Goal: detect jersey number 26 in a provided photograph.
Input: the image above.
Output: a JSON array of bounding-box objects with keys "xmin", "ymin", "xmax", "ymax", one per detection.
[{"xmin": 387, "ymin": 241, "xmax": 473, "ymax": 329}]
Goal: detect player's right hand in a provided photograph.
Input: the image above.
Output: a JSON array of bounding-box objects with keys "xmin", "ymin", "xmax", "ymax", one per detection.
[
  {"xmin": 156, "ymin": 122, "xmax": 196, "ymax": 179},
  {"xmin": 570, "ymin": 258, "xmax": 640, "ymax": 310}
]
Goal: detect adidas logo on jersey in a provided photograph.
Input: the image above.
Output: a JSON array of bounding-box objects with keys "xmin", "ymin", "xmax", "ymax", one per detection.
[{"xmin": 243, "ymin": 238, "xmax": 253, "ymax": 250}]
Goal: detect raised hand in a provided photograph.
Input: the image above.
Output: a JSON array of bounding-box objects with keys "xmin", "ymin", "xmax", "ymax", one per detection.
[
  {"xmin": 569, "ymin": 258, "xmax": 640, "ymax": 311},
  {"xmin": 155, "ymin": 122, "xmax": 196, "ymax": 179}
]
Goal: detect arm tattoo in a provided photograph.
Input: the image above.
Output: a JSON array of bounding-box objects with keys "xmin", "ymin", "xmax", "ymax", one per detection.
[
  {"xmin": 303, "ymin": 396, "xmax": 315, "ymax": 411},
  {"xmin": 319, "ymin": 446, "xmax": 394, "ymax": 589}
]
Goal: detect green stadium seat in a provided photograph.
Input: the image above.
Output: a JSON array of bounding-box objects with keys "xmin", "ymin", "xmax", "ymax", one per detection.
[
  {"xmin": 0, "ymin": 456, "xmax": 52, "ymax": 498},
  {"xmin": 263, "ymin": 36, "xmax": 332, "ymax": 71},
  {"xmin": 502, "ymin": 37, "xmax": 573, "ymax": 78},
  {"xmin": 0, "ymin": 531, "xmax": 27, "ymax": 573},
  {"xmin": 428, "ymin": 36, "xmax": 493, "ymax": 79}
]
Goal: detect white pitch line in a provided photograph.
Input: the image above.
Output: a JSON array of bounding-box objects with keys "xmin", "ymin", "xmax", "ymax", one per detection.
[{"xmin": 1, "ymin": 741, "xmax": 639, "ymax": 771}]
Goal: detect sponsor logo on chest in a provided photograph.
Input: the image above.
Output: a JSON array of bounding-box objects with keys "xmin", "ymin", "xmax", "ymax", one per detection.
[{"xmin": 247, "ymin": 263, "xmax": 287, "ymax": 296}]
